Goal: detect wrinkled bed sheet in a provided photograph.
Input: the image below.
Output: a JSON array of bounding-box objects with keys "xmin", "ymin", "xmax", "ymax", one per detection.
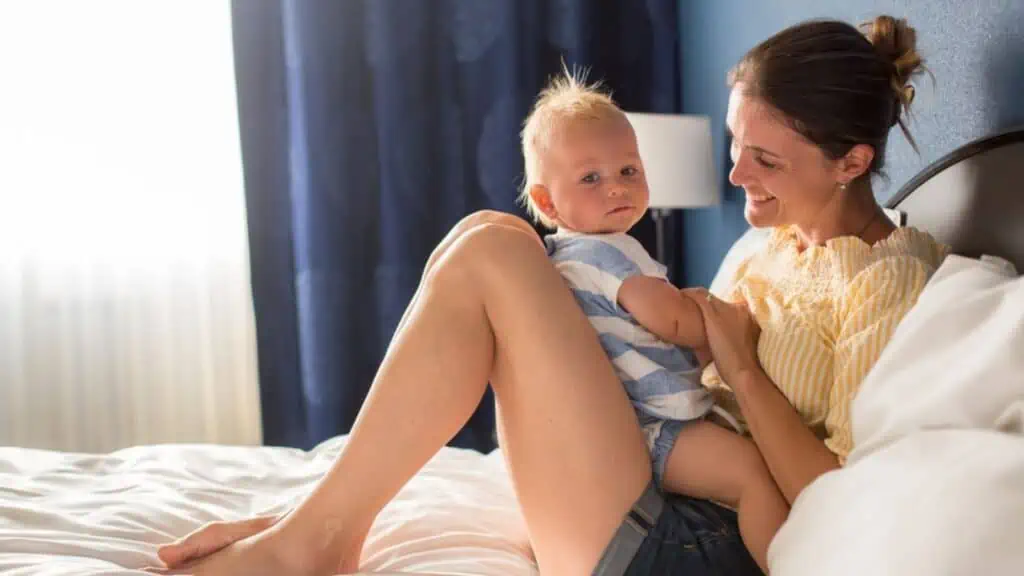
[{"xmin": 0, "ymin": 436, "xmax": 537, "ymax": 575}]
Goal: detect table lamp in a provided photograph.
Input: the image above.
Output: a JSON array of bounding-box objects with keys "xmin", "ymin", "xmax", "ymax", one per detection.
[{"xmin": 625, "ymin": 112, "xmax": 720, "ymax": 265}]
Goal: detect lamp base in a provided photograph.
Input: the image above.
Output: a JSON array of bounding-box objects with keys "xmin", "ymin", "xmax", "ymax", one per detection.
[{"xmin": 651, "ymin": 207, "xmax": 672, "ymax": 266}]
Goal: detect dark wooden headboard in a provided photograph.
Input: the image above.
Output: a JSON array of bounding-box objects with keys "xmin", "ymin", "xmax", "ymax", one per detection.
[{"xmin": 886, "ymin": 127, "xmax": 1024, "ymax": 272}]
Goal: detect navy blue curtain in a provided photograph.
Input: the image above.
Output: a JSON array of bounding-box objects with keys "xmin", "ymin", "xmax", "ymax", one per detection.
[{"xmin": 230, "ymin": 0, "xmax": 683, "ymax": 452}]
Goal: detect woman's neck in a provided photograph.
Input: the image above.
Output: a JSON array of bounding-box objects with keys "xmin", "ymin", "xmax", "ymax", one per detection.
[{"xmin": 794, "ymin": 183, "xmax": 893, "ymax": 249}]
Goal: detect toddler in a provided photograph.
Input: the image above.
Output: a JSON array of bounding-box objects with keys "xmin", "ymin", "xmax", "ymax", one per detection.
[{"xmin": 518, "ymin": 70, "xmax": 788, "ymax": 572}]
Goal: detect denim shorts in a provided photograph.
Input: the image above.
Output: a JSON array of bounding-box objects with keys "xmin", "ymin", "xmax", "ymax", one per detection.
[
  {"xmin": 643, "ymin": 417, "xmax": 687, "ymax": 488},
  {"xmin": 594, "ymin": 482, "xmax": 763, "ymax": 576}
]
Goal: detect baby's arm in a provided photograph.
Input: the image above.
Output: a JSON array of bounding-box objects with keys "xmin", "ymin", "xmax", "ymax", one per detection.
[{"xmin": 618, "ymin": 276, "xmax": 707, "ymax": 350}]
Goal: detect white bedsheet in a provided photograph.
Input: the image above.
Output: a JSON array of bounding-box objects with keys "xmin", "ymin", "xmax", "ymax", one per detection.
[{"xmin": 0, "ymin": 436, "xmax": 537, "ymax": 575}]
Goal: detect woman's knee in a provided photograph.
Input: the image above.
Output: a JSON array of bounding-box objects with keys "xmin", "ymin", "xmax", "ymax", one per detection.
[
  {"xmin": 455, "ymin": 210, "xmax": 533, "ymax": 236},
  {"xmin": 426, "ymin": 222, "xmax": 547, "ymax": 292},
  {"xmin": 457, "ymin": 220, "xmax": 543, "ymax": 260},
  {"xmin": 426, "ymin": 211, "xmax": 536, "ymax": 271}
]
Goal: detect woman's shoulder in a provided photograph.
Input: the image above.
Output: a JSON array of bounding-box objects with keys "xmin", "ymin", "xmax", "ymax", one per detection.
[
  {"xmin": 878, "ymin": 225, "xmax": 950, "ymax": 263},
  {"xmin": 836, "ymin": 225, "xmax": 949, "ymax": 276},
  {"xmin": 831, "ymin": 227, "xmax": 951, "ymax": 310},
  {"xmin": 730, "ymin": 225, "xmax": 949, "ymax": 299},
  {"xmin": 762, "ymin": 224, "xmax": 948, "ymax": 262},
  {"xmin": 746, "ymin": 225, "xmax": 949, "ymax": 300}
]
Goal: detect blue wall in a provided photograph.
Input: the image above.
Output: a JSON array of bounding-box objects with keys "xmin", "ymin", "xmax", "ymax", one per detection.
[{"xmin": 677, "ymin": 0, "xmax": 1024, "ymax": 287}]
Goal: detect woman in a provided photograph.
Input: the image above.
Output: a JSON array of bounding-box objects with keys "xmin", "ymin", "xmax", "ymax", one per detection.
[{"xmin": 154, "ymin": 15, "xmax": 946, "ymax": 576}]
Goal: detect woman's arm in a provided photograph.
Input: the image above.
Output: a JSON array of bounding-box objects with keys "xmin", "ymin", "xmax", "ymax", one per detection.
[
  {"xmin": 743, "ymin": 256, "xmax": 934, "ymax": 503},
  {"xmin": 730, "ymin": 368, "xmax": 839, "ymax": 504},
  {"xmin": 690, "ymin": 253, "xmax": 935, "ymax": 504},
  {"xmin": 821, "ymin": 256, "xmax": 934, "ymax": 459},
  {"xmin": 686, "ymin": 290, "xmax": 837, "ymax": 504}
]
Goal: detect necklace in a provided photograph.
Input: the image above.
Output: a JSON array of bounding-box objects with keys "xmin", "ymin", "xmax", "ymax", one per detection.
[
  {"xmin": 797, "ymin": 208, "xmax": 884, "ymax": 252},
  {"xmin": 853, "ymin": 208, "xmax": 882, "ymax": 241}
]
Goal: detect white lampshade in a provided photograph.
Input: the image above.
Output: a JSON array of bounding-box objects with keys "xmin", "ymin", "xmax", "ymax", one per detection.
[{"xmin": 625, "ymin": 112, "xmax": 720, "ymax": 209}]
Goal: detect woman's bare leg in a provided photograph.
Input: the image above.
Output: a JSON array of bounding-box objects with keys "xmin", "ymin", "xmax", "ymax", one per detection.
[
  {"xmin": 168, "ymin": 219, "xmax": 652, "ymax": 576},
  {"xmin": 158, "ymin": 212, "xmax": 531, "ymax": 570},
  {"xmin": 311, "ymin": 222, "xmax": 651, "ymax": 573}
]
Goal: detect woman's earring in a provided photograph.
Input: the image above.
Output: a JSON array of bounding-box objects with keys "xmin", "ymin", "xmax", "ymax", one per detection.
[{"xmin": 838, "ymin": 181, "xmax": 849, "ymax": 191}]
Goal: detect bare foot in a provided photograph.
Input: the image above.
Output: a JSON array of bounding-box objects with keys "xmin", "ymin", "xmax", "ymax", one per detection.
[
  {"xmin": 158, "ymin": 514, "xmax": 284, "ymax": 569},
  {"xmin": 154, "ymin": 521, "xmax": 362, "ymax": 576}
]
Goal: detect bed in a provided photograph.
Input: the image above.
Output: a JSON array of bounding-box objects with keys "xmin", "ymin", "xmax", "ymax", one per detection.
[
  {"xmin": 0, "ymin": 436, "xmax": 535, "ymax": 575},
  {"xmin": 2, "ymin": 129, "xmax": 1023, "ymax": 575}
]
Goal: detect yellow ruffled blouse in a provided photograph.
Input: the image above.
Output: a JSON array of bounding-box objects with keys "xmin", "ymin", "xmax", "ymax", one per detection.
[{"xmin": 703, "ymin": 225, "xmax": 949, "ymax": 462}]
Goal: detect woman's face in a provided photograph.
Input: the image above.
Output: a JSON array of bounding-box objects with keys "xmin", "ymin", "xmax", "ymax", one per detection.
[{"xmin": 726, "ymin": 85, "xmax": 843, "ymax": 230}]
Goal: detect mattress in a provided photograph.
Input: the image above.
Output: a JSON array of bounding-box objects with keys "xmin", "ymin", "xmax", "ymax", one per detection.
[{"xmin": 0, "ymin": 436, "xmax": 538, "ymax": 575}]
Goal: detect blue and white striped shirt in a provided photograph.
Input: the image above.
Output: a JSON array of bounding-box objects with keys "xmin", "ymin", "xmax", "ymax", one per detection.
[{"xmin": 545, "ymin": 230, "xmax": 713, "ymax": 424}]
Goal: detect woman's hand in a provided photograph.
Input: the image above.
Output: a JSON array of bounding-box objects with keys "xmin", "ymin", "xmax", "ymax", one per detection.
[{"xmin": 682, "ymin": 288, "xmax": 763, "ymax": 386}]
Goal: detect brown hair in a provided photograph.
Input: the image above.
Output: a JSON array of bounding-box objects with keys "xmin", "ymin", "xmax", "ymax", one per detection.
[{"xmin": 728, "ymin": 15, "xmax": 927, "ymax": 180}]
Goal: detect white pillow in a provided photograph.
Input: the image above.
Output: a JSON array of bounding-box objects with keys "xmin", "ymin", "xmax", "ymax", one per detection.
[
  {"xmin": 769, "ymin": 255, "xmax": 1024, "ymax": 576},
  {"xmin": 850, "ymin": 253, "xmax": 1024, "ymax": 459},
  {"xmin": 771, "ymin": 428, "xmax": 1024, "ymax": 576}
]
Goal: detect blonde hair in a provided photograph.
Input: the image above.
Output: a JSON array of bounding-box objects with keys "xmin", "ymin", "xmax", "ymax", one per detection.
[{"xmin": 519, "ymin": 66, "xmax": 624, "ymax": 229}]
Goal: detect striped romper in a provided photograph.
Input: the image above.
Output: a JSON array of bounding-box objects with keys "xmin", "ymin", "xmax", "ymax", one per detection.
[{"xmin": 545, "ymin": 229, "xmax": 713, "ymax": 485}]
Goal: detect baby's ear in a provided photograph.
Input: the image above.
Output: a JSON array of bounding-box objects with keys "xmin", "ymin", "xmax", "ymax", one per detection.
[{"xmin": 529, "ymin": 184, "xmax": 558, "ymax": 219}]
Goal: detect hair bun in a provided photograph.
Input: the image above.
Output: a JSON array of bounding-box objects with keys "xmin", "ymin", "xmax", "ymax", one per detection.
[{"xmin": 860, "ymin": 15, "xmax": 924, "ymax": 126}]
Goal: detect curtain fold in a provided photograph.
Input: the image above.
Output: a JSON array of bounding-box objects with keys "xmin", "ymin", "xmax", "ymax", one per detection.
[{"xmin": 231, "ymin": 0, "xmax": 682, "ymax": 451}]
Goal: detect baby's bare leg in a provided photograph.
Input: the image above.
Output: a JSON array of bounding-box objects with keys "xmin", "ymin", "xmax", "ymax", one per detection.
[{"xmin": 661, "ymin": 421, "xmax": 789, "ymax": 573}]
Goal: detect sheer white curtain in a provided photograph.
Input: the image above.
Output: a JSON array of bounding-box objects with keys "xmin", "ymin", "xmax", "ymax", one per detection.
[{"xmin": 0, "ymin": 0, "xmax": 262, "ymax": 452}]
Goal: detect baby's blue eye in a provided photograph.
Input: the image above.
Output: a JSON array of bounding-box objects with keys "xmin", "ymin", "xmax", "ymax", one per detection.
[{"xmin": 581, "ymin": 172, "xmax": 600, "ymax": 184}]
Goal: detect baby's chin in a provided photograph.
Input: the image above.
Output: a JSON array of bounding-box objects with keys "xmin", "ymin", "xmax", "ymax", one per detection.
[
  {"xmin": 564, "ymin": 221, "xmax": 633, "ymax": 236},
  {"xmin": 607, "ymin": 208, "xmax": 646, "ymax": 232},
  {"xmin": 590, "ymin": 221, "xmax": 640, "ymax": 235}
]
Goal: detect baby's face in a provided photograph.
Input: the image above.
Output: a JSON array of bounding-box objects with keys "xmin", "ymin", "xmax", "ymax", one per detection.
[{"xmin": 541, "ymin": 116, "xmax": 649, "ymax": 234}]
